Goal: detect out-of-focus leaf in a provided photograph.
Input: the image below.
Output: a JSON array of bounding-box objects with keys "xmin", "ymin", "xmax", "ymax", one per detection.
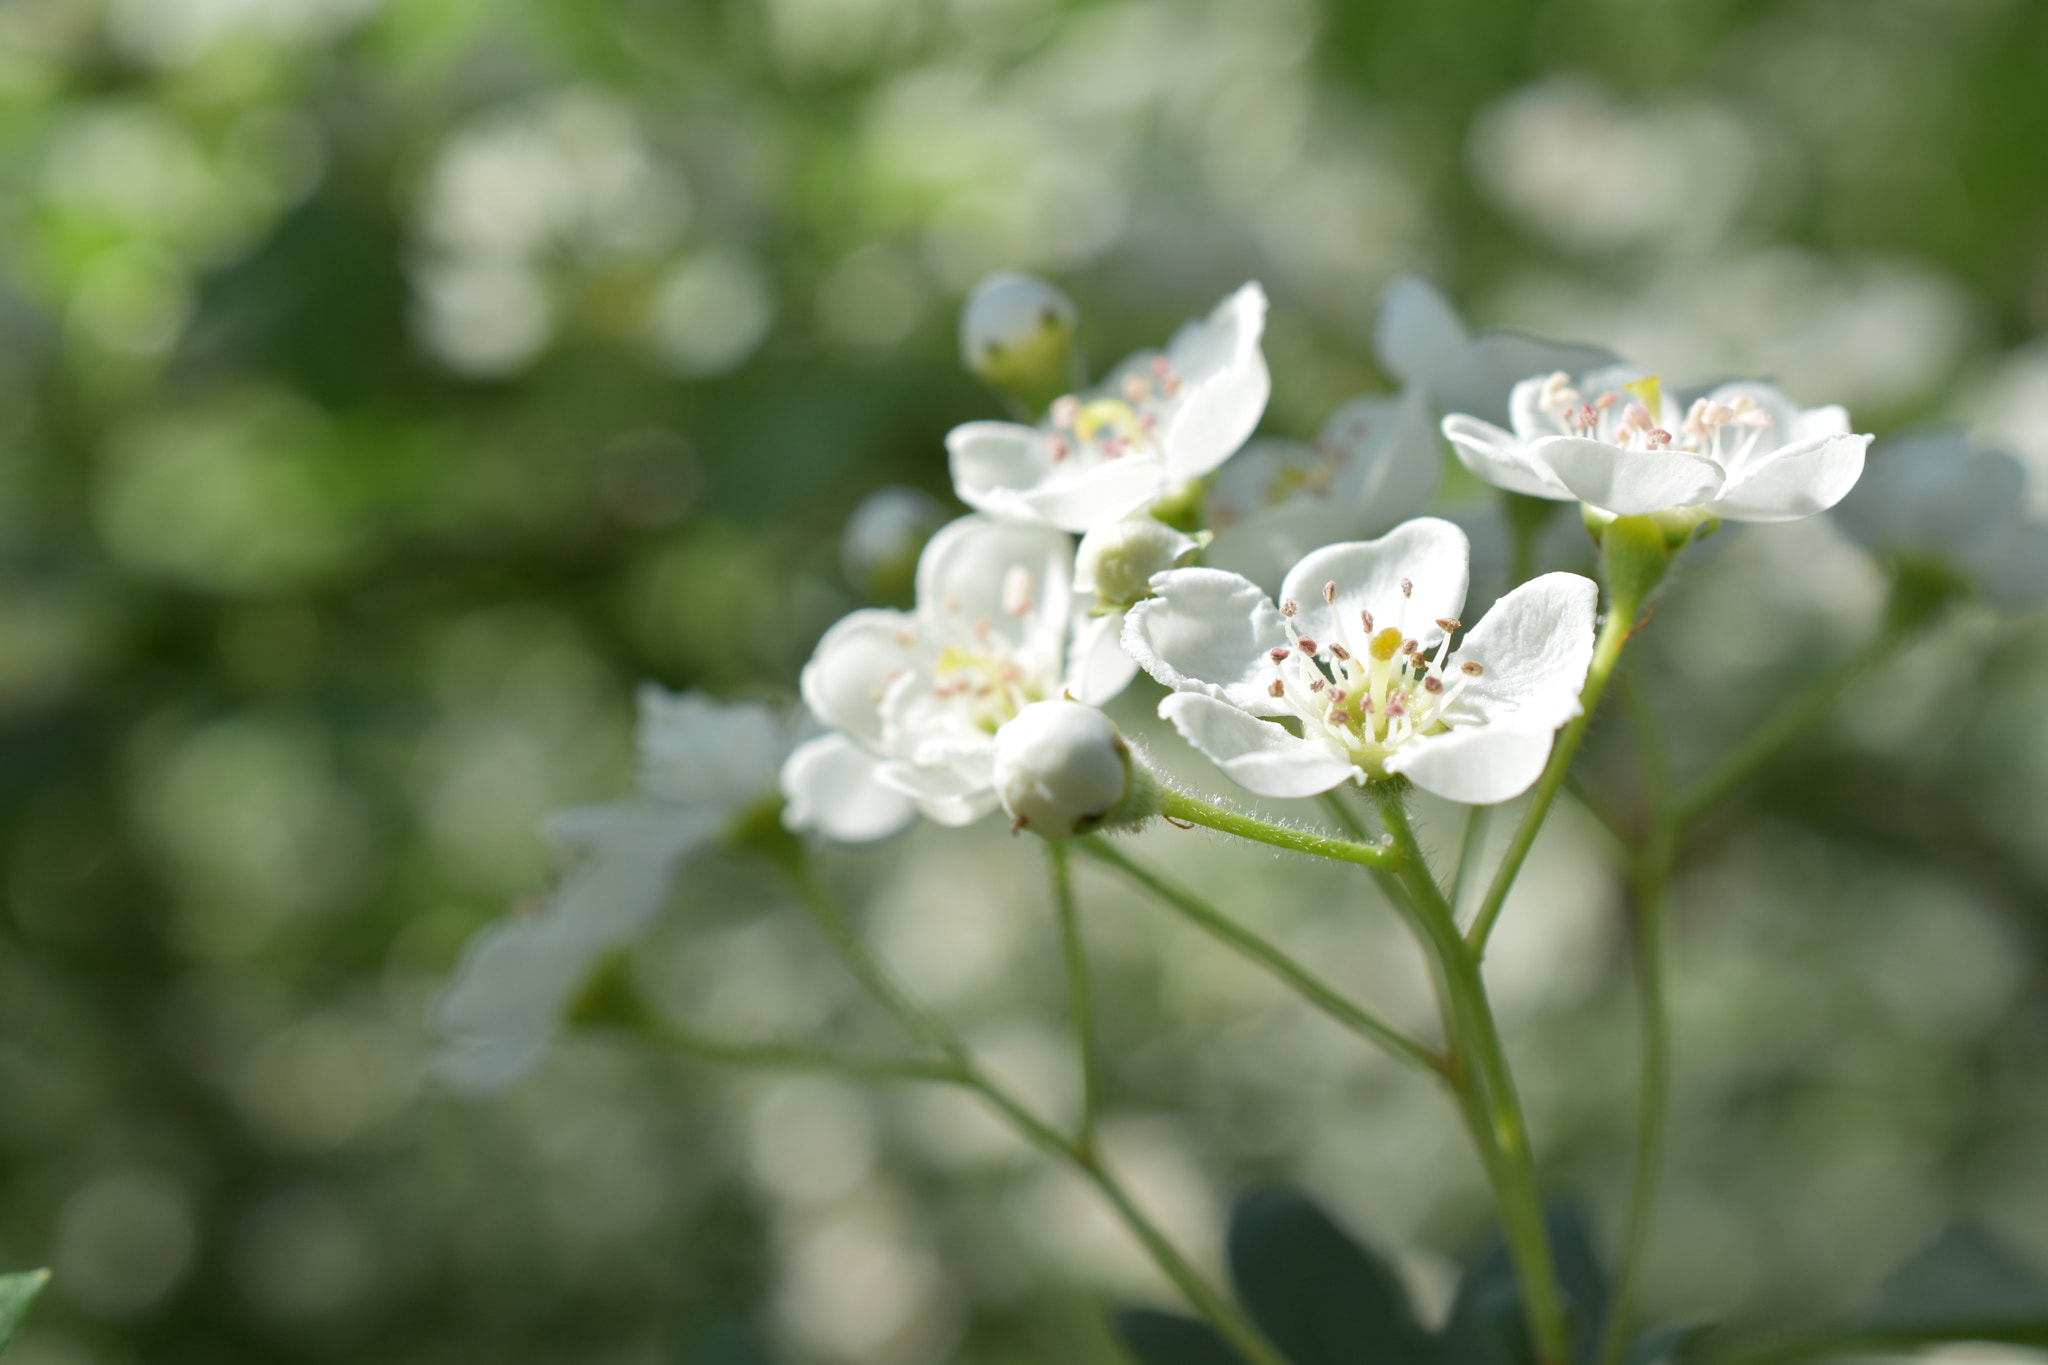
[
  {"xmin": 1441, "ymin": 1209, "xmax": 1610, "ymax": 1365},
  {"xmin": 1114, "ymin": 1307, "xmax": 1245, "ymax": 1365},
  {"xmin": 1628, "ymin": 1324, "xmax": 1708, "ymax": 1365},
  {"xmin": 1862, "ymin": 1225, "xmax": 2048, "ymax": 1327},
  {"xmin": 675, "ymin": 1306, "xmax": 774, "ymax": 1365},
  {"xmin": 1228, "ymin": 1186, "xmax": 1437, "ymax": 1365},
  {"xmin": 1682, "ymin": 1227, "xmax": 2048, "ymax": 1365},
  {"xmin": 0, "ymin": 1270, "xmax": 50, "ymax": 1354}
]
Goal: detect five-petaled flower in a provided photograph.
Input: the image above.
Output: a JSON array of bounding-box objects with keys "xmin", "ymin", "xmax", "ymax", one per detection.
[
  {"xmin": 946, "ymin": 283, "xmax": 1270, "ymax": 533},
  {"xmin": 791, "ymin": 514, "xmax": 1134, "ymax": 828},
  {"xmin": 1444, "ymin": 366, "xmax": 1870, "ymax": 523},
  {"xmin": 434, "ymin": 689, "xmax": 912, "ymax": 1092},
  {"xmin": 1123, "ymin": 518, "xmax": 1597, "ymax": 805}
]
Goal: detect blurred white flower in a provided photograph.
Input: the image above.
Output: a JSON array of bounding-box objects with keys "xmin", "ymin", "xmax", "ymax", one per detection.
[
  {"xmin": 1444, "ymin": 367, "xmax": 1870, "ymax": 522},
  {"xmin": 957, "ymin": 270, "xmax": 1078, "ymax": 399},
  {"xmin": 1373, "ymin": 275, "xmax": 1615, "ymax": 428},
  {"xmin": 790, "ymin": 514, "xmax": 1131, "ymax": 829},
  {"xmin": 991, "ymin": 699, "xmax": 1131, "ymax": 836},
  {"xmin": 946, "ymin": 283, "xmax": 1269, "ymax": 532},
  {"xmin": 1831, "ymin": 429, "xmax": 2048, "ymax": 609},
  {"xmin": 841, "ymin": 485, "xmax": 950, "ymax": 601},
  {"xmin": 1468, "ymin": 78, "xmax": 1757, "ymax": 252},
  {"xmin": 1074, "ymin": 513, "xmax": 1202, "ymax": 609},
  {"xmin": 1204, "ymin": 387, "xmax": 1442, "ymax": 593},
  {"xmin": 1124, "ymin": 518, "xmax": 1596, "ymax": 805},
  {"xmin": 435, "ymin": 689, "xmax": 909, "ymax": 1091},
  {"xmin": 648, "ymin": 247, "xmax": 776, "ymax": 378},
  {"xmin": 1972, "ymin": 339, "xmax": 2048, "ymax": 517}
]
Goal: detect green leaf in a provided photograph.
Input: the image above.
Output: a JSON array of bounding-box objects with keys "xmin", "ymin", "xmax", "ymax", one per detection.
[
  {"xmin": 1685, "ymin": 1226, "xmax": 2048, "ymax": 1365},
  {"xmin": 0, "ymin": 1270, "xmax": 50, "ymax": 1354},
  {"xmin": 1113, "ymin": 1307, "xmax": 1246, "ymax": 1365},
  {"xmin": 675, "ymin": 1306, "xmax": 774, "ymax": 1365},
  {"xmin": 1862, "ymin": 1225, "xmax": 2048, "ymax": 1328},
  {"xmin": 1227, "ymin": 1186, "xmax": 1437, "ymax": 1365},
  {"xmin": 1440, "ymin": 1208, "xmax": 1610, "ymax": 1365}
]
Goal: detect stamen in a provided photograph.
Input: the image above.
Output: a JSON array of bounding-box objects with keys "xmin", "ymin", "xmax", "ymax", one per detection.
[
  {"xmin": 1323, "ymin": 580, "xmax": 1337, "ymax": 604},
  {"xmin": 1461, "ymin": 661, "xmax": 1484, "ymax": 675},
  {"xmin": 1296, "ymin": 637, "xmax": 1318, "ymax": 655},
  {"xmin": 1281, "ymin": 600, "xmax": 1299, "ymax": 617},
  {"xmin": 1269, "ymin": 647, "xmax": 1290, "ymax": 664},
  {"xmin": 1401, "ymin": 578, "xmax": 1413, "ymax": 598},
  {"xmin": 1048, "ymin": 435, "xmax": 1070, "ymax": 463},
  {"xmin": 1122, "ymin": 374, "xmax": 1150, "ymax": 404},
  {"xmin": 1424, "ymin": 676, "xmax": 1443, "ymax": 694},
  {"xmin": 1268, "ymin": 679, "xmax": 1285, "ymax": 698},
  {"xmin": 1360, "ymin": 609, "xmax": 1374, "ymax": 633},
  {"xmin": 1327, "ymin": 642, "xmax": 1350, "ymax": 661},
  {"xmin": 1435, "ymin": 618, "xmax": 1461, "ymax": 633},
  {"xmin": 1002, "ymin": 566, "xmax": 1035, "ymax": 617},
  {"xmin": 1050, "ymin": 396, "xmax": 1079, "ymax": 428},
  {"xmin": 1309, "ymin": 678, "xmax": 1325, "ymax": 691}
]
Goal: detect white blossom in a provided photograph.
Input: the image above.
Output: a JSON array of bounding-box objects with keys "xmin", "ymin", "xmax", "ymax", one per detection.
[
  {"xmin": 1204, "ymin": 387, "xmax": 1441, "ymax": 593},
  {"xmin": 1075, "ymin": 514, "xmax": 1203, "ymax": 609},
  {"xmin": 1374, "ymin": 274, "xmax": 1614, "ymax": 427},
  {"xmin": 992, "ymin": 700, "xmax": 1131, "ymax": 837},
  {"xmin": 959, "ymin": 271, "xmax": 1079, "ymax": 397},
  {"xmin": 434, "ymin": 689, "xmax": 911, "ymax": 1092},
  {"xmin": 791, "ymin": 514, "xmax": 1133, "ymax": 829},
  {"xmin": 1832, "ymin": 428, "xmax": 2048, "ymax": 609},
  {"xmin": 946, "ymin": 284, "xmax": 1270, "ymax": 533},
  {"xmin": 1123, "ymin": 518, "xmax": 1597, "ymax": 805},
  {"xmin": 1443, "ymin": 366, "xmax": 1870, "ymax": 523}
]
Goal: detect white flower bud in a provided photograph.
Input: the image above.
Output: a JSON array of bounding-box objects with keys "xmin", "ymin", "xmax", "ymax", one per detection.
[
  {"xmin": 959, "ymin": 272, "xmax": 1078, "ymax": 408},
  {"xmin": 1075, "ymin": 515, "xmax": 1203, "ymax": 608},
  {"xmin": 993, "ymin": 701, "xmax": 1136, "ymax": 837},
  {"xmin": 841, "ymin": 485, "xmax": 948, "ymax": 602}
]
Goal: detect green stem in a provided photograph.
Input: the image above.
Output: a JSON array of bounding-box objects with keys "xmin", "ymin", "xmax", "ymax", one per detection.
[
  {"xmin": 1468, "ymin": 601, "xmax": 1636, "ymax": 954},
  {"xmin": 1079, "ymin": 837, "xmax": 1448, "ymax": 1079},
  {"xmin": 651, "ymin": 1027, "xmax": 963, "ymax": 1084},
  {"xmin": 1673, "ymin": 625, "xmax": 1903, "ymax": 827},
  {"xmin": 1596, "ymin": 838, "xmax": 1673, "ymax": 1365},
  {"xmin": 779, "ymin": 851, "xmax": 1285, "ymax": 1365},
  {"xmin": 1376, "ymin": 792, "xmax": 1572, "ymax": 1365},
  {"xmin": 1047, "ymin": 842, "xmax": 1101, "ymax": 1149},
  {"xmin": 1449, "ymin": 803, "xmax": 1494, "ymax": 919},
  {"xmin": 1160, "ymin": 787, "xmax": 1399, "ymax": 868}
]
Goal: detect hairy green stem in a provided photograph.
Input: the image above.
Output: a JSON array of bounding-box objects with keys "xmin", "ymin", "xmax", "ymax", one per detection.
[
  {"xmin": 1160, "ymin": 787, "xmax": 1399, "ymax": 867},
  {"xmin": 1376, "ymin": 792, "xmax": 1571, "ymax": 1365},
  {"xmin": 1047, "ymin": 842, "xmax": 1101, "ymax": 1148},
  {"xmin": 1079, "ymin": 836, "xmax": 1447, "ymax": 1079},
  {"xmin": 1468, "ymin": 601, "xmax": 1636, "ymax": 954}
]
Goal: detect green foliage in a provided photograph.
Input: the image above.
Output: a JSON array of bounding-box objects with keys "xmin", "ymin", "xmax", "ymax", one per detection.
[{"xmin": 0, "ymin": 1271, "xmax": 49, "ymax": 1355}]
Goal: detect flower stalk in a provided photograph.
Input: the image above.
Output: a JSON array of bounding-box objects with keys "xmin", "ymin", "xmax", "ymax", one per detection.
[{"xmin": 1156, "ymin": 786, "xmax": 1401, "ymax": 867}]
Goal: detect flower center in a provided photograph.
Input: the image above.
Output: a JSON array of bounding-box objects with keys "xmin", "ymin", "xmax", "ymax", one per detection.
[
  {"xmin": 1534, "ymin": 371, "xmax": 1773, "ymax": 466},
  {"xmin": 924, "ymin": 567, "xmax": 1056, "ymax": 733},
  {"xmin": 1262, "ymin": 581, "xmax": 1484, "ymax": 777},
  {"xmin": 1045, "ymin": 357, "xmax": 1185, "ymax": 467}
]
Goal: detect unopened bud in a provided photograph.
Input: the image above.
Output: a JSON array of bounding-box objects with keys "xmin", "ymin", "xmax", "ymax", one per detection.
[
  {"xmin": 960, "ymin": 272, "xmax": 1080, "ymax": 413},
  {"xmin": 992, "ymin": 701, "xmax": 1158, "ymax": 838},
  {"xmin": 842, "ymin": 486, "xmax": 948, "ymax": 603},
  {"xmin": 1075, "ymin": 515, "xmax": 1203, "ymax": 608}
]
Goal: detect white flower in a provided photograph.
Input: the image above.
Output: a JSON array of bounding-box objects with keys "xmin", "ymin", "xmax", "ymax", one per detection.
[
  {"xmin": 1832, "ymin": 428, "xmax": 2048, "ymax": 609},
  {"xmin": 841, "ymin": 484, "xmax": 948, "ymax": 600},
  {"xmin": 1122, "ymin": 518, "xmax": 1597, "ymax": 805},
  {"xmin": 1443, "ymin": 366, "xmax": 1870, "ymax": 523},
  {"xmin": 1203, "ymin": 388, "xmax": 1442, "ymax": 593},
  {"xmin": 946, "ymin": 283, "xmax": 1270, "ymax": 533},
  {"xmin": 792, "ymin": 514, "xmax": 1133, "ymax": 829},
  {"xmin": 1374, "ymin": 274, "xmax": 1614, "ymax": 427},
  {"xmin": 434, "ymin": 689, "xmax": 912, "ymax": 1092},
  {"xmin": 992, "ymin": 700, "xmax": 1132, "ymax": 837}
]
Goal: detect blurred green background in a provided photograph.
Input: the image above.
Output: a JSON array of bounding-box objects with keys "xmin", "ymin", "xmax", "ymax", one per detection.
[{"xmin": 4, "ymin": 0, "xmax": 2048, "ymax": 1362}]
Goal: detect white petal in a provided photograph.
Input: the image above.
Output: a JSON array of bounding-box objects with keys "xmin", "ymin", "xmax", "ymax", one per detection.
[
  {"xmin": 915, "ymin": 514, "xmax": 1074, "ymax": 647},
  {"xmin": 1065, "ymin": 608, "xmax": 1140, "ymax": 705},
  {"xmin": 1121, "ymin": 567, "xmax": 1290, "ymax": 713},
  {"xmin": 780, "ymin": 734, "xmax": 915, "ymax": 843},
  {"xmin": 544, "ymin": 801, "xmax": 718, "ymax": 946},
  {"xmin": 1325, "ymin": 387, "xmax": 1443, "ymax": 521},
  {"xmin": 874, "ymin": 757, "xmax": 1000, "ymax": 826},
  {"xmin": 1833, "ymin": 429, "xmax": 2020, "ymax": 552},
  {"xmin": 1443, "ymin": 414, "xmax": 1575, "ymax": 500},
  {"xmin": 1533, "ymin": 436, "xmax": 1724, "ymax": 515},
  {"xmin": 1374, "ymin": 274, "xmax": 1472, "ymax": 393},
  {"xmin": 1385, "ymin": 724, "xmax": 1556, "ymax": 805},
  {"xmin": 1157, "ymin": 692, "xmax": 1358, "ymax": 799},
  {"xmin": 1793, "ymin": 403, "xmax": 1851, "ymax": 442},
  {"xmin": 1709, "ymin": 432, "xmax": 1870, "ymax": 522},
  {"xmin": 913, "ymin": 790, "xmax": 1001, "ymax": 827},
  {"xmin": 636, "ymin": 687, "xmax": 785, "ymax": 810},
  {"xmin": 1280, "ymin": 517, "xmax": 1471, "ymax": 658},
  {"xmin": 1205, "ymin": 498, "xmax": 1363, "ymax": 596},
  {"xmin": 1448, "ymin": 572, "xmax": 1598, "ymax": 729},
  {"xmin": 947, "ymin": 421, "xmax": 1164, "ymax": 532},
  {"xmin": 431, "ymin": 913, "xmax": 590, "ymax": 1093},
  {"xmin": 1161, "ymin": 282, "xmax": 1271, "ymax": 479},
  {"xmin": 800, "ymin": 608, "xmax": 923, "ymax": 746}
]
